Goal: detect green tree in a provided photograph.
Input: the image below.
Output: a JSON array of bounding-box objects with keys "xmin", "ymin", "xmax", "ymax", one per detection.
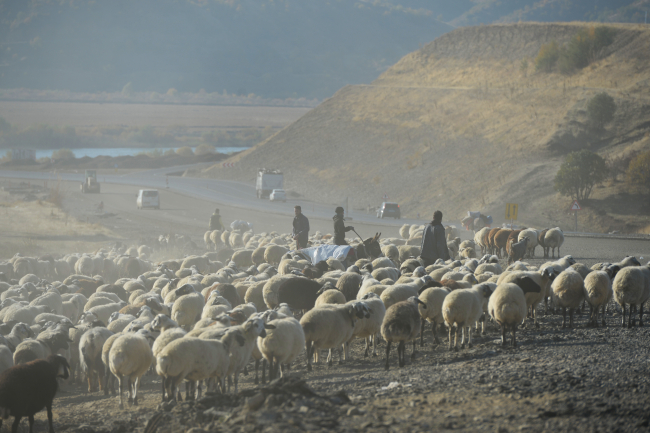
[
  {"xmin": 587, "ymin": 92, "xmax": 616, "ymax": 129},
  {"xmin": 535, "ymin": 41, "xmax": 559, "ymax": 72},
  {"xmin": 626, "ymin": 150, "xmax": 650, "ymax": 188},
  {"xmin": 175, "ymin": 146, "xmax": 194, "ymax": 157},
  {"xmin": 51, "ymin": 148, "xmax": 75, "ymax": 160},
  {"xmin": 554, "ymin": 150, "xmax": 608, "ymax": 200},
  {"xmin": 194, "ymin": 143, "xmax": 215, "ymax": 156}
]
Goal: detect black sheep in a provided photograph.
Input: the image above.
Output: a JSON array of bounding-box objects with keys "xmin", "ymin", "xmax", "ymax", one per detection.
[
  {"xmin": 0, "ymin": 355, "xmax": 70, "ymax": 433},
  {"xmin": 214, "ymin": 284, "xmax": 241, "ymax": 308},
  {"xmin": 277, "ymin": 278, "xmax": 327, "ymax": 312}
]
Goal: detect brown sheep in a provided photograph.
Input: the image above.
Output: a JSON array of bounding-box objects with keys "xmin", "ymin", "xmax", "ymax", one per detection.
[
  {"xmin": 440, "ymin": 279, "xmax": 464, "ymax": 291},
  {"xmin": 487, "ymin": 228, "xmax": 501, "ymax": 255},
  {"xmin": 505, "ymin": 229, "xmax": 523, "ymax": 256},
  {"xmin": 494, "ymin": 229, "xmax": 513, "ymax": 258}
]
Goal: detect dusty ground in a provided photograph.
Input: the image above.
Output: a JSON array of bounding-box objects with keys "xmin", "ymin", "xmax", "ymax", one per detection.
[{"xmin": 2, "ymin": 178, "xmax": 650, "ymax": 433}]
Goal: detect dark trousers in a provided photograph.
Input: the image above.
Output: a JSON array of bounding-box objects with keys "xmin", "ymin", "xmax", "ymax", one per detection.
[
  {"xmin": 420, "ymin": 256, "xmax": 436, "ymax": 267},
  {"xmin": 296, "ymin": 237, "xmax": 308, "ymax": 249}
]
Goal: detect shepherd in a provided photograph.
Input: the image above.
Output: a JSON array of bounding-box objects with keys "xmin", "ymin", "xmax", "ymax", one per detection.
[{"xmin": 292, "ymin": 205, "xmax": 310, "ymax": 249}]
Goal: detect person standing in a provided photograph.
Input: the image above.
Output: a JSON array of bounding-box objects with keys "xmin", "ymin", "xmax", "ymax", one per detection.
[
  {"xmin": 333, "ymin": 206, "xmax": 354, "ymax": 246},
  {"xmin": 419, "ymin": 210, "xmax": 450, "ymax": 267},
  {"xmin": 209, "ymin": 208, "xmax": 224, "ymax": 231},
  {"xmin": 292, "ymin": 205, "xmax": 310, "ymax": 249}
]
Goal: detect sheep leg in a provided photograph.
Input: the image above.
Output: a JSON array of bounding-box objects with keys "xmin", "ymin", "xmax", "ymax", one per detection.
[
  {"xmin": 467, "ymin": 326, "xmax": 473, "ymax": 348},
  {"xmin": 11, "ymin": 416, "xmax": 21, "ymax": 433},
  {"xmin": 629, "ymin": 304, "xmax": 636, "ymax": 328},
  {"xmin": 98, "ymin": 364, "xmax": 106, "ymax": 393},
  {"xmin": 601, "ymin": 304, "xmax": 607, "ymax": 327},
  {"xmin": 562, "ymin": 308, "xmax": 567, "ymax": 328},
  {"xmin": 420, "ymin": 320, "xmax": 425, "ymax": 347},
  {"xmin": 500, "ymin": 323, "xmax": 506, "ymax": 346},
  {"xmin": 384, "ymin": 341, "xmax": 391, "ymax": 371},
  {"xmin": 306, "ymin": 341, "xmax": 313, "ymax": 372},
  {"xmin": 432, "ymin": 323, "xmax": 440, "ymax": 345},
  {"xmin": 268, "ymin": 357, "xmax": 274, "ymax": 381},
  {"xmin": 511, "ymin": 324, "xmax": 517, "ymax": 348},
  {"xmin": 621, "ymin": 304, "xmax": 626, "ymax": 327},
  {"xmin": 448, "ymin": 326, "xmax": 453, "ymax": 351},
  {"xmin": 254, "ymin": 359, "xmax": 260, "ymax": 385},
  {"xmin": 133, "ymin": 377, "xmax": 140, "ymax": 406},
  {"xmin": 46, "ymin": 403, "xmax": 54, "ymax": 433},
  {"xmin": 569, "ymin": 308, "xmax": 574, "ymax": 328},
  {"xmin": 262, "ymin": 359, "xmax": 267, "ymax": 384},
  {"xmin": 411, "ymin": 339, "xmax": 416, "ymax": 361},
  {"xmin": 127, "ymin": 377, "xmax": 134, "ymax": 405},
  {"xmin": 118, "ymin": 374, "xmax": 125, "ymax": 409},
  {"xmin": 28, "ymin": 415, "xmax": 35, "ymax": 433},
  {"xmin": 398, "ymin": 341, "xmax": 405, "ymax": 367},
  {"xmin": 373, "ymin": 334, "xmax": 378, "ymax": 356},
  {"xmin": 87, "ymin": 370, "xmax": 94, "ymax": 393},
  {"xmin": 364, "ymin": 337, "xmax": 370, "ymax": 357},
  {"xmin": 161, "ymin": 377, "xmax": 167, "ymax": 402},
  {"xmin": 233, "ymin": 372, "xmax": 239, "ymax": 394},
  {"xmin": 639, "ymin": 303, "xmax": 644, "ymax": 327},
  {"xmin": 327, "ymin": 349, "xmax": 333, "ymax": 366},
  {"xmin": 338, "ymin": 346, "xmax": 344, "ymax": 365}
]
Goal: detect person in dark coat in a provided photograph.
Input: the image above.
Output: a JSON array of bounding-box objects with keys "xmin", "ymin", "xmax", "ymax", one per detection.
[
  {"xmin": 292, "ymin": 205, "xmax": 310, "ymax": 249},
  {"xmin": 333, "ymin": 206, "xmax": 354, "ymax": 246},
  {"xmin": 419, "ymin": 210, "xmax": 450, "ymax": 267},
  {"xmin": 209, "ymin": 208, "xmax": 223, "ymax": 231}
]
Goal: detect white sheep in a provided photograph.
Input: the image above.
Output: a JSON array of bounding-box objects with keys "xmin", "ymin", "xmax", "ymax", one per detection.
[
  {"xmin": 84, "ymin": 302, "xmax": 127, "ymax": 325},
  {"xmin": 79, "ymin": 327, "xmax": 114, "ymax": 392},
  {"xmin": 488, "ymin": 283, "xmax": 527, "ymax": 347},
  {"xmin": 314, "ymin": 289, "xmax": 346, "ymax": 307},
  {"xmin": 418, "ymin": 286, "xmax": 450, "ymax": 346},
  {"xmin": 544, "ymin": 228, "xmax": 564, "ymax": 259},
  {"xmin": 108, "ymin": 331, "xmax": 155, "ymax": 408},
  {"xmin": 584, "ymin": 269, "xmax": 614, "ymax": 327},
  {"xmin": 551, "ymin": 269, "xmax": 585, "ymax": 328},
  {"xmin": 220, "ymin": 316, "xmax": 269, "ymax": 393},
  {"xmin": 352, "ymin": 293, "xmax": 386, "ymax": 357},
  {"xmin": 442, "ymin": 284, "xmax": 493, "ymax": 350},
  {"xmin": 612, "ymin": 264, "xmax": 650, "ymax": 328},
  {"xmin": 171, "ymin": 290, "xmax": 205, "ymax": 331},
  {"xmin": 30, "ymin": 291, "xmax": 63, "ymax": 315},
  {"xmin": 256, "ymin": 316, "xmax": 305, "ymax": 380},
  {"xmin": 497, "ymin": 268, "xmax": 555, "ymax": 327},
  {"xmin": 380, "ymin": 277, "xmax": 428, "ymax": 310}
]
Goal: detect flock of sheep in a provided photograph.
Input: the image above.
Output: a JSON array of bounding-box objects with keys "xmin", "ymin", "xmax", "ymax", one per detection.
[{"xmin": 0, "ymin": 221, "xmax": 647, "ymax": 432}]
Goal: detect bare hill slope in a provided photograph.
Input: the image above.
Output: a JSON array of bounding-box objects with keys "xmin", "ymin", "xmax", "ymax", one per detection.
[{"xmin": 202, "ymin": 23, "xmax": 650, "ymax": 232}]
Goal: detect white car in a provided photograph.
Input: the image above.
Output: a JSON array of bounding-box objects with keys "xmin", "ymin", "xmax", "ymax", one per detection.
[
  {"xmin": 269, "ymin": 189, "xmax": 286, "ymax": 202},
  {"xmin": 136, "ymin": 189, "xmax": 160, "ymax": 209}
]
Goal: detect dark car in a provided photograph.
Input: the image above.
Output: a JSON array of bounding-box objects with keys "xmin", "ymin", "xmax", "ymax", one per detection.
[{"xmin": 377, "ymin": 202, "xmax": 400, "ymax": 219}]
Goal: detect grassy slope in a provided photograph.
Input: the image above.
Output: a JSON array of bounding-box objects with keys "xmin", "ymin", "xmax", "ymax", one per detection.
[{"xmin": 203, "ymin": 23, "xmax": 650, "ymax": 233}]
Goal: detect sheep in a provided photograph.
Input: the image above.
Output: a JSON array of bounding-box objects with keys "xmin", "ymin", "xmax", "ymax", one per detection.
[
  {"xmin": 488, "ymin": 283, "xmax": 527, "ymax": 347},
  {"xmin": 381, "ymin": 296, "xmax": 426, "ymax": 370},
  {"xmin": 493, "ymin": 229, "xmax": 512, "ymax": 258},
  {"xmin": 84, "ymin": 302, "xmax": 127, "ymax": 325},
  {"xmin": 256, "ymin": 315, "xmax": 305, "ymax": 380},
  {"xmin": 5, "ymin": 323, "xmax": 33, "ymax": 351},
  {"xmin": 276, "ymin": 278, "xmax": 328, "ymax": 312},
  {"xmin": 13, "ymin": 331, "xmax": 71, "ymax": 365},
  {"xmin": 612, "ymin": 264, "xmax": 650, "ymax": 328},
  {"xmin": 107, "ymin": 313, "xmax": 136, "ymax": 333},
  {"xmin": 171, "ymin": 286, "xmax": 205, "ymax": 331},
  {"xmin": 442, "ymin": 284, "xmax": 493, "ymax": 351},
  {"xmin": 418, "ymin": 286, "xmax": 450, "ymax": 346},
  {"xmin": 0, "ymin": 355, "xmax": 70, "ymax": 433},
  {"xmin": 354, "ymin": 293, "xmax": 386, "ymax": 357},
  {"xmin": 157, "ymin": 336, "xmax": 231, "ymax": 401},
  {"xmin": 446, "ymin": 238, "xmax": 460, "ymax": 260},
  {"xmin": 79, "ymin": 327, "xmax": 114, "ymax": 392},
  {"xmin": 108, "ymin": 331, "xmax": 155, "ymax": 408},
  {"xmin": 264, "ymin": 245, "xmax": 289, "ymax": 265},
  {"xmin": 380, "ymin": 277, "xmax": 429, "ymax": 310},
  {"xmin": 551, "ymin": 269, "xmax": 585, "ymax": 328},
  {"xmin": 30, "ymin": 291, "xmax": 63, "ymax": 316},
  {"xmin": 518, "ymin": 229, "xmax": 538, "ymax": 258},
  {"xmin": 314, "ymin": 289, "xmax": 346, "ymax": 307},
  {"xmin": 336, "ymin": 272, "xmax": 363, "ymax": 301},
  {"xmin": 584, "ymin": 269, "xmax": 615, "ymax": 327},
  {"xmin": 507, "ymin": 237, "xmax": 529, "ymax": 265},
  {"xmin": 300, "ymin": 303, "xmax": 365, "ymax": 370},
  {"xmin": 4, "ymin": 305, "xmax": 51, "ymax": 326},
  {"xmin": 220, "ymin": 317, "xmax": 270, "ymax": 393},
  {"xmin": 544, "ymin": 228, "xmax": 564, "ymax": 259},
  {"xmin": 497, "ymin": 268, "xmax": 555, "ymax": 327}
]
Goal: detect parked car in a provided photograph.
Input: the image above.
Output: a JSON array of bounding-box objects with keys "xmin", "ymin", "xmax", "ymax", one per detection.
[
  {"xmin": 377, "ymin": 202, "xmax": 400, "ymax": 219},
  {"xmin": 136, "ymin": 189, "xmax": 160, "ymax": 209},
  {"xmin": 269, "ymin": 189, "xmax": 287, "ymax": 202}
]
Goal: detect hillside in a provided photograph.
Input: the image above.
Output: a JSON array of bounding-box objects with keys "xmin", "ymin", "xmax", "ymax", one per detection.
[
  {"xmin": 1, "ymin": 0, "xmax": 646, "ymax": 100},
  {"xmin": 201, "ymin": 23, "xmax": 650, "ymax": 233}
]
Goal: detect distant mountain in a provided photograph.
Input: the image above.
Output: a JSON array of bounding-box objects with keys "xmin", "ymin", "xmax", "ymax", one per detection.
[{"xmin": 0, "ymin": 0, "xmax": 644, "ymax": 99}]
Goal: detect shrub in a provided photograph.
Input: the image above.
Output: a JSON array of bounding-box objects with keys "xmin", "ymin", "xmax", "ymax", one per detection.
[
  {"xmin": 626, "ymin": 150, "xmax": 650, "ymax": 188},
  {"xmin": 535, "ymin": 41, "xmax": 559, "ymax": 72},
  {"xmin": 587, "ymin": 92, "xmax": 616, "ymax": 129},
  {"xmin": 51, "ymin": 148, "xmax": 75, "ymax": 160},
  {"xmin": 194, "ymin": 143, "xmax": 215, "ymax": 156},
  {"xmin": 607, "ymin": 151, "xmax": 639, "ymax": 181},
  {"xmin": 554, "ymin": 150, "xmax": 608, "ymax": 200},
  {"xmin": 175, "ymin": 146, "xmax": 194, "ymax": 157}
]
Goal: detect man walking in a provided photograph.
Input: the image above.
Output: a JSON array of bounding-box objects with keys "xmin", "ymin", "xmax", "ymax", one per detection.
[
  {"xmin": 209, "ymin": 208, "xmax": 223, "ymax": 231},
  {"xmin": 333, "ymin": 206, "xmax": 354, "ymax": 246},
  {"xmin": 419, "ymin": 210, "xmax": 450, "ymax": 267},
  {"xmin": 292, "ymin": 205, "xmax": 310, "ymax": 249}
]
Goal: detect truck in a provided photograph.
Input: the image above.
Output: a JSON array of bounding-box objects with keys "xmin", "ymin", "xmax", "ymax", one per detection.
[
  {"xmin": 256, "ymin": 168, "xmax": 283, "ymax": 199},
  {"xmin": 80, "ymin": 170, "xmax": 100, "ymax": 193}
]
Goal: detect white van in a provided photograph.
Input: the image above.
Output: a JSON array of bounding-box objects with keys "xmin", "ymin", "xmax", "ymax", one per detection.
[{"xmin": 136, "ymin": 189, "xmax": 160, "ymax": 209}]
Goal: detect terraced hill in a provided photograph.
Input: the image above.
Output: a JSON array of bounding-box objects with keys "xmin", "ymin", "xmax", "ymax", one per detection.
[{"xmin": 202, "ymin": 23, "xmax": 650, "ymax": 233}]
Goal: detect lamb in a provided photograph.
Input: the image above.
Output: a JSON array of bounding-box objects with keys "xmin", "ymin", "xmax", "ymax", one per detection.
[
  {"xmin": 108, "ymin": 331, "xmax": 155, "ymax": 408},
  {"xmin": 156, "ymin": 336, "xmax": 231, "ymax": 401},
  {"xmin": 300, "ymin": 304, "xmax": 364, "ymax": 370},
  {"xmin": 551, "ymin": 269, "xmax": 585, "ymax": 328},
  {"xmin": 0, "ymin": 355, "xmax": 70, "ymax": 433},
  {"xmin": 488, "ymin": 283, "xmax": 527, "ymax": 347},
  {"xmin": 584, "ymin": 268, "xmax": 616, "ymax": 327},
  {"xmin": 79, "ymin": 327, "xmax": 114, "ymax": 392},
  {"xmin": 442, "ymin": 284, "xmax": 493, "ymax": 351},
  {"xmin": 544, "ymin": 228, "xmax": 564, "ymax": 259},
  {"xmin": 351, "ymin": 293, "xmax": 386, "ymax": 357},
  {"xmin": 418, "ymin": 286, "xmax": 450, "ymax": 346},
  {"xmin": 381, "ymin": 296, "xmax": 426, "ymax": 370},
  {"xmin": 256, "ymin": 316, "xmax": 305, "ymax": 380},
  {"xmin": 612, "ymin": 263, "xmax": 650, "ymax": 328},
  {"xmin": 507, "ymin": 237, "xmax": 529, "ymax": 265},
  {"xmin": 220, "ymin": 317, "xmax": 270, "ymax": 393}
]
